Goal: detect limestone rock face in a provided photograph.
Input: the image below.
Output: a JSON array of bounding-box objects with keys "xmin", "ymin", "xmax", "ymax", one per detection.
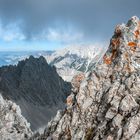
[
  {"xmin": 35, "ymin": 16, "xmax": 140, "ymax": 140},
  {"xmin": 0, "ymin": 94, "xmax": 32, "ymax": 140}
]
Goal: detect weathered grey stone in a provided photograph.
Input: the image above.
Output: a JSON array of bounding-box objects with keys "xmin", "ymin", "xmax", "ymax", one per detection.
[
  {"xmin": 0, "ymin": 94, "xmax": 32, "ymax": 140},
  {"xmin": 33, "ymin": 16, "xmax": 140, "ymax": 140}
]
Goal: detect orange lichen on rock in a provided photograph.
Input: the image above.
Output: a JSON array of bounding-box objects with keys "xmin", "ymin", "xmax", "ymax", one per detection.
[
  {"xmin": 128, "ymin": 42, "xmax": 137, "ymax": 52},
  {"xmin": 111, "ymin": 49, "xmax": 118, "ymax": 60},
  {"xmin": 66, "ymin": 95, "xmax": 73, "ymax": 106},
  {"xmin": 73, "ymin": 73, "xmax": 85, "ymax": 84},
  {"xmin": 136, "ymin": 21, "xmax": 140, "ymax": 39},
  {"xmin": 103, "ymin": 55, "xmax": 112, "ymax": 65},
  {"xmin": 72, "ymin": 73, "xmax": 85, "ymax": 90},
  {"xmin": 111, "ymin": 38, "xmax": 120, "ymax": 47},
  {"xmin": 128, "ymin": 42, "xmax": 137, "ymax": 47},
  {"xmin": 115, "ymin": 25, "xmax": 122, "ymax": 36},
  {"xmin": 135, "ymin": 30, "xmax": 139, "ymax": 39}
]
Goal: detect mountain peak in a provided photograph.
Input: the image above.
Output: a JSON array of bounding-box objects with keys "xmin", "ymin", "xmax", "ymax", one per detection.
[
  {"xmin": 0, "ymin": 55, "xmax": 71, "ymax": 131},
  {"xmin": 26, "ymin": 55, "xmax": 47, "ymax": 64},
  {"xmin": 103, "ymin": 16, "xmax": 140, "ymax": 73},
  {"xmin": 35, "ymin": 16, "xmax": 140, "ymax": 140}
]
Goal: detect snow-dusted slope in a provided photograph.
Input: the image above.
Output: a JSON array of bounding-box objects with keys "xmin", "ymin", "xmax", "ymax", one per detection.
[
  {"xmin": 45, "ymin": 44, "xmax": 104, "ymax": 81},
  {"xmin": 0, "ymin": 45, "xmax": 104, "ymax": 82}
]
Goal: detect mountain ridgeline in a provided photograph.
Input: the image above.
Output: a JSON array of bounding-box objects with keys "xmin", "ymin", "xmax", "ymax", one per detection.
[
  {"xmin": 1, "ymin": 16, "xmax": 140, "ymax": 140},
  {"xmin": 0, "ymin": 56, "xmax": 71, "ymax": 131},
  {"xmin": 34, "ymin": 16, "xmax": 140, "ymax": 140},
  {"xmin": 0, "ymin": 45, "xmax": 104, "ymax": 82}
]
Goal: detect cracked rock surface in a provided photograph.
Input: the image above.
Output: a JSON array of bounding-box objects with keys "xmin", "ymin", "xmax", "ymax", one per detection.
[
  {"xmin": 0, "ymin": 94, "xmax": 32, "ymax": 140},
  {"xmin": 32, "ymin": 16, "xmax": 140, "ymax": 140}
]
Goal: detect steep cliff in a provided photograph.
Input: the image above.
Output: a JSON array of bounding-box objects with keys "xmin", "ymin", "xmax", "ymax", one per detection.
[
  {"xmin": 36, "ymin": 16, "xmax": 140, "ymax": 140},
  {"xmin": 0, "ymin": 46, "xmax": 103, "ymax": 82},
  {"xmin": 0, "ymin": 56, "xmax": 71, "ymax": 131}
]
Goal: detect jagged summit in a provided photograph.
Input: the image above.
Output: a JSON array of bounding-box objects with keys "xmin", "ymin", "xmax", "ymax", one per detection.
[
  {"xmin": 18, "ymin": 55, "xmax": 49, "ymax": 69},
  {"xmin": 0, "ymin": 56, "xmax": 71, "ymax": 131},
  {"xmin": 103, "ymin": 16, "xmax": 140, "ymax": 69},
  {"xmin": 28, "ymin": 55, "xmax": 47, "ymax": 63},
  {"xmin": 35, "ymin": 16, "xmax": 140, "ymax": 140}
]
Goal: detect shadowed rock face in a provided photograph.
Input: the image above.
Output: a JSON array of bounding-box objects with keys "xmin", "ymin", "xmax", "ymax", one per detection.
[
  {"xmin": 35, "ymin": 16, "xmax": 140, "ymax": 140},
  {"xmin": 0, "ymin": 56, "xmax": 71, "ymax": 131}
]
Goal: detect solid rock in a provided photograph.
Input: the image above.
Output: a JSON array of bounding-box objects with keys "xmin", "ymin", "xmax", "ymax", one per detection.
[
  {"xmin": 0, "ymin": 94, "xmax": 32, "ymax": 140},
  {"xmin": 32, "ymin": 16, "xmax": 140, "ymax": 140}
]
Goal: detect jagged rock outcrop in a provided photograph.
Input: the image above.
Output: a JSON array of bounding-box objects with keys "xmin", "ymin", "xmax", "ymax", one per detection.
[
  {"xmin": 0, "ymin": 56, "xmax": 71, "ymax": 131},
  {"xmin": 35, "ymin": 16, "xmax": 140, "ymax": 140},
  {"xmin": 0, "ymin": 94, "xmax": 32, "ymax": 140}
]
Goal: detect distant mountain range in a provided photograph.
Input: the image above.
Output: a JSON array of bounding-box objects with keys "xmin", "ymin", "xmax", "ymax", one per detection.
[
  {"xmin": 0, "ymin": 51, "xmax": 53, "ymax": 66},
  {"xmin": 0, "ymin": 45, "xmax": 104, "ymax": 81}
]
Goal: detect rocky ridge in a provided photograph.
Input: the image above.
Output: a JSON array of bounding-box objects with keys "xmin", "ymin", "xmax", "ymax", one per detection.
[
  {"xmin": 0, "ymin": 94, "xmax": 32, "ymax": 140},
  {"xmin": 35, "ymin": 16, "xmax": 140, "ymax": 140},
  {"xmin": 0, "ymin": 56, "xmax": 71, "ymax": 131}
]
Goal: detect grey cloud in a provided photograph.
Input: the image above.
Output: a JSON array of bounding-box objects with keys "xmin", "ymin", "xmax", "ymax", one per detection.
[{"xmin": 0, "ymin": 0, "xmax": 140, "ymax": 41}]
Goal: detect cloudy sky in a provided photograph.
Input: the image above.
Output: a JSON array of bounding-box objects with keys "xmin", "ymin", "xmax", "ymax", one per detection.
[{"xmin": 0, "ymin": 0, "xmax": 140, "ymax": 51}]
